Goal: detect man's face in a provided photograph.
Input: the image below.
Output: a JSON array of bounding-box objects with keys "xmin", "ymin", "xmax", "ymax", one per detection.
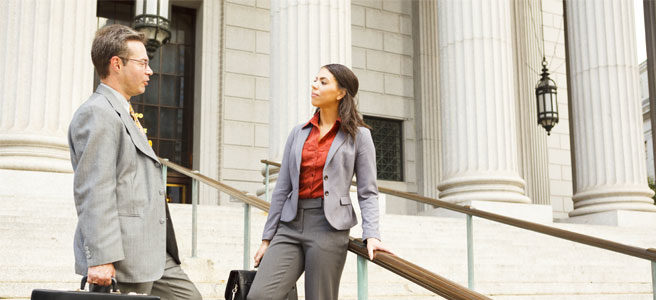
[{"xmin": 119, "ymin": 40, "xmax": 153, "ymax": 97}]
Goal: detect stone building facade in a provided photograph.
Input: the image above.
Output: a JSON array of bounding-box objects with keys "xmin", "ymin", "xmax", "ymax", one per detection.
[{"xmin": 1, "ymin": 0, "xmax": 655, "ymax": 225}]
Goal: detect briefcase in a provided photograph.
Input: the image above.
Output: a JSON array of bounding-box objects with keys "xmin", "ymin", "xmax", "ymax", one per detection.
[
  {"xmin": 225, "ymin": 270, "xmax": 297, "ymax": 300},
  {"xmin": 31, "ymin": 277, "xmax": 159, "ymax": 300}
]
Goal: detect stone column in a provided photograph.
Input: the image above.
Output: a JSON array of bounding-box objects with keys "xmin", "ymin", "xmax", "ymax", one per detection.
[
  {"xmin": 413, "ymin": 0, "xmax": 441, "ymax": 200},
  {"xmin": 437, "ymin": 0, "xmax": 529, "ymax": 204},
  {"xmin": 269, "ymin": 0, "xmax": 351, "ymax": 160},
  {"xmin": 193, "ymin": 0, "xmax": 222, "ymax": 205},
  {"xmin": 0, "ymin": 0, "xmax": 96, "ymax": 173},
  {"xmin": 566, "ymin": 0, "xmax": 656, "ymax": 216},
  {"xmin": 512, "ymin": 0, "xmax": 551, "ymax": 205}
]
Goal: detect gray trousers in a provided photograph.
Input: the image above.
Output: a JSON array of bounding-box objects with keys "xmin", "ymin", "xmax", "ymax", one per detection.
[
  {"xmin": 248, "ymin": 197, "xmax": 350, "ymax": 300},
  {"xmin": 117, "ymin": 254, "xmax": 202, "ymax": 300}
]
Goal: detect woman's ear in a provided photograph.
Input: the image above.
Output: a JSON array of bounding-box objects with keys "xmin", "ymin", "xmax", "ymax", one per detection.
[{"xmin": 337, "ymin": 89, "xmax": 347, "ymax": 101}]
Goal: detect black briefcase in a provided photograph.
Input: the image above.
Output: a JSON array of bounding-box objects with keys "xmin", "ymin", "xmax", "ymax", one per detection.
[
  {"xmin": 31, "ymin": 277, "xmax": 159, "ymax": 300},
  {"xmin": 225, "ymin": 270, "xmax": 297, "ymax": 300}
]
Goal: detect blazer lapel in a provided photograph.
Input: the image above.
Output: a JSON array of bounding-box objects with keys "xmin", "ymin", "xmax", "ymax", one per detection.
[
  {"xmin": 95, "ymin": 85, "xmax": 160, "ymax": 163},
  {"xmin": 295, "ymin": 125, "xmax": 312, "ymax": 172},
  {"xmin": 325, "ymin": 129, "xmax": 347, "ymax": 167}
]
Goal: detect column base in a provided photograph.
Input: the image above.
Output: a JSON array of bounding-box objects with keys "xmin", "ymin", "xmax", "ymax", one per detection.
[
  {"xmin": 438, "ymin": 175, "xmax": 531, "ymax": 204},
  {"xmin": 0, "ymin": 134, "xmax": 72, "ymax": 173},
  {"xmin": 420, "ymin": 200, "xmax": 553, "ymax": 223},
  {"xmin": 561, "ymin": 210, "xmax": 656, "ymax": 227}
]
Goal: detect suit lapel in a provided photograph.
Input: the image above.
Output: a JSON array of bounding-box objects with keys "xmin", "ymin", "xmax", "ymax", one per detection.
[
  {"xmin": 325, "ymin": 129, "xmax": 347, "ymax": 167},
  {"xmin": 95, "ymin": 85, "xmax": 160, "ymax": 163},
  {"xmin": 295, "ymin": 125, "xmax": 312, "ymax": 172}
]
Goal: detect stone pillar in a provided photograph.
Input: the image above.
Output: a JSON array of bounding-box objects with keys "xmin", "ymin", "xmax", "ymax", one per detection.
[
  {"xmin": 512, "ymin": 0, "xmax": 551, "ymax": 205},
  {"xmin": 566, "ymin": 0, "xmax": 656, "ymax": 216},
  {"xmin": 437, "ymin": 0, "xmax": 529, "ymax": 204},
  {"xmin": 413, "ymin": 0, "xmax": 441, "ymax": 200},
  {"xmin": 0, "ymin": 0, "xmax": 96, "ymax": 173},
  {"xmin": 269, "ymin": 0, "xmax": 351, "ymax": 160},
  {"xmin": 193, "ymin": 0, "xmax": 222, "ymax": 205}
]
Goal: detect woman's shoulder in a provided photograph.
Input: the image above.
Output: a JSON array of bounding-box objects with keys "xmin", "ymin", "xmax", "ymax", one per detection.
[
  {"xmin": 356, "ymin": 126, "xmax": 372, "ymax": 137},
  {"xmin": 290, "ymin": 123, "xmax": 307, "ymax": 135}
]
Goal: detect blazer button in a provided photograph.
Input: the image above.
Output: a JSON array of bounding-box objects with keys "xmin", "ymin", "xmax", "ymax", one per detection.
[
  {"xmin": 160, "ymin": 217, "xmax": 165, "ymax": 224},
  {"xmin": 155, "ymin": 162, "xmax": 161, "ymax": 168},
  {"xmin": 323, "ymin": 175, "xmax": 328, "ymax": 181},
  {"xmin": 324, "ymin": 191, "xmax": 329, "ymax": 197}
]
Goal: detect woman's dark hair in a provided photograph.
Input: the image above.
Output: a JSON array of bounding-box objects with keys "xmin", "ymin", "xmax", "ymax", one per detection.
[{"xmin": 317, "ymin": 63, "xmax": 370, "ymax": 139}]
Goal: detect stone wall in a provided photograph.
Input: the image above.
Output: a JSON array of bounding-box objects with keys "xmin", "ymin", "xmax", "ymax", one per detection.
[
  {"xmin": 351, "ymin": 0, "xmax": 418, "ymax": 214},
  {"xmin": 542, "ymin": 0, "xmax": 573, "ymax": 219}
]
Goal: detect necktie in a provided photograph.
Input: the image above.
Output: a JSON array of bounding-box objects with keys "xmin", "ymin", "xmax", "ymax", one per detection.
[
  {"xmin": 128, "ymin": 103, "xmax": 152, "ymax": 147},
  {"xmin": 128, "ymin": 103, "xmax": 146, "ymax": 134}
]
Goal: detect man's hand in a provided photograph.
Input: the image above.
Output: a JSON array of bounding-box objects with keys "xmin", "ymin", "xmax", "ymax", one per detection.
[
  {"xmin": 87, "ymin": 263, "xmax": 115, "ymax": 286},
  {"xmin": 253, "ymin": 240, "xmax": 270, "ymax": 267},
  {"xmin": 366, "ymin": 238, "xmax": 393, "ymax": 261}
]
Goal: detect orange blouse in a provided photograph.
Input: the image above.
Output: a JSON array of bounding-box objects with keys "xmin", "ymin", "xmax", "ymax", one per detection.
[{"xmin": 298, "ymin": 113, "xmax": 341, "ymax": 199}]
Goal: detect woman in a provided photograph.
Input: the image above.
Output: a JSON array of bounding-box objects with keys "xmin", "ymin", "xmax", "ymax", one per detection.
[{"xmin": 247, "ymin": 64, "xmax": 391, "ymax": 300}]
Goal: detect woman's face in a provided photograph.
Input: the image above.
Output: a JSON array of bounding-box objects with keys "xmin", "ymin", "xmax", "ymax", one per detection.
[{"xmin": 311, "ymin": 67, "xmax": 345, "ymax": 109}]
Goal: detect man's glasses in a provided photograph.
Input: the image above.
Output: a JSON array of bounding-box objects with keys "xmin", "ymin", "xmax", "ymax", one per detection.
[{"xmin": 118, "ymin": 57, "xmax": 150, "ymax": 70}]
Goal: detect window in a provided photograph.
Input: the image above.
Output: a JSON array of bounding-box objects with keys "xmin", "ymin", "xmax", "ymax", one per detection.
[{"xmin": 363, "ymin": 116, "xmax": 404, "ymax": 181}]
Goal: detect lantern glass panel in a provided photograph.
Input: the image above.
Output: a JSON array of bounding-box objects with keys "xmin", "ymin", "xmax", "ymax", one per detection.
[
  {"xmin": 146, "ymin": 0, "xmax": 157, "ymax": 15},
  {"xmin": 551, "ymin": 92, "xmax": 558, "ymax": 113},
  {"xmin": 537, "ymin": 92, "xmax": 545, "ymax": 113},
  {"xmin": 135, "ymin": 0, "xmax": 144, "ymax": 15},
  {"xmin": 545, "ymin": 93, "xmax": 552, "ymax": 112}
]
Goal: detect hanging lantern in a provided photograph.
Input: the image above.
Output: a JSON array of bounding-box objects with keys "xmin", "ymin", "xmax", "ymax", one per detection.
[
  {"xmin": 133, "ymin": 0, "xmax": 171, "ymax": 59},
  {"xmin": 535, "ymin": 57, "xmax": 559, "ymax": 135}
]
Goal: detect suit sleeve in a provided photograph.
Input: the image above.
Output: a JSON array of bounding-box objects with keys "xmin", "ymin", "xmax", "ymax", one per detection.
[
  {"xmin": 261, "ymin": 127, "xmax": 297, "ymax": 241},
  {"xmin": 69, "ymin": 105, "xmax": 125, "ymax": 267},
  {"xmin": 355, "ymin": 128, "xmax": 381, "ymax": 241}
]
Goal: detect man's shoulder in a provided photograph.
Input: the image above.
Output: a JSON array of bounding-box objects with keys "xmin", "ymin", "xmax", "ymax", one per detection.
[{"xmin": 73, "ymin": 93, "xmax": 119, "ymax": 122}]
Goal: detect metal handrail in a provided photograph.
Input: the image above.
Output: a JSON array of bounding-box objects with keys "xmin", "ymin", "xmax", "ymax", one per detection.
[
  {"xmin": 260, "ymin": 159, "xmax": 656, "ymax": 261},
  {"xmin": 262, "ymin": 158, "xmax": 656, "ymax": 299},
  {"xmin": 161, "ymin": 159, "xmax": 491, "ymax": 300}
]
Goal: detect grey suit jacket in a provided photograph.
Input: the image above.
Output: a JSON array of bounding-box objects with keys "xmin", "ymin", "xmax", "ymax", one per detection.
[
  {"xmin": 262, "ymin": 123, "xmax": 381, "ymax": 241},
  {"xmin": 68, "ymin": 84, "xmax": 168, "ymax": 283}
]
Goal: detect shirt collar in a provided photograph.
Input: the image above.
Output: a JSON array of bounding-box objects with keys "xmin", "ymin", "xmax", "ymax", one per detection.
[
  {"xmin": 100, "ymin": 83, "xmax": 130, "ymax": 115},
  {"xmin": 304, "ymin": 111, "xmax": 342, "ymax": 129}
]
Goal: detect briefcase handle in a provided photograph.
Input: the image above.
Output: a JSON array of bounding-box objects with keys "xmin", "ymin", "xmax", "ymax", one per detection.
[{"xmin": 80, "ymin": 276, "xmax": 118, "ymax": 293}]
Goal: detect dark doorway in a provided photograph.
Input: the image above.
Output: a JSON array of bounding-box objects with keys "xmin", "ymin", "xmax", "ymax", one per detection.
[{"xmin": 96, "ymin": 1, "xmax": 196, "ymax": 204}]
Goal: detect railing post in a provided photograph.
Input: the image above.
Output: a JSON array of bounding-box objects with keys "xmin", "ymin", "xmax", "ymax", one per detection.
[
  {"xmin": 244, "ymin": 203, "xmax": 251, "ymax": 269},
  {"xmin": 265, "ymin": 163, "xmax": 270, "ymax": 202},
  {"xmin": 467, "ymin": 214, "xmax": 475, "ymax": 290},
  {"xmin": 161, "ymin": 159, "xmax": 168, "ymax": 187},
  {"xmin": 191, "ymin": 175, "xmax": 198, "ymax": 257},
  {"xmin": 652, "ymin": 260, "xmax": 655, "ymax": 300},
  {"xmin": 357, "ymin": 255, "xmax": 368, "ymax": 300}
]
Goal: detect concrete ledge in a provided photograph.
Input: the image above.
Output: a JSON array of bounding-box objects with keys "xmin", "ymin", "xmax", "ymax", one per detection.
[
  {"xmin": 559, "ymin": 210, "xmax": 656, "ymax": 227},
  {"xmin": 0, "ymin": 169, "xmax": 73, "ymax": 199},
  {"xmin": 420, "ymin": 200, "xmax": 554, "ymax": 224}
]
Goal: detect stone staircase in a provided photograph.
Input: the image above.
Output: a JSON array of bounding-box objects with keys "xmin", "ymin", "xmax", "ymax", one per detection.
[{"xmin": 1, "ymin": 193, "xmax": 655, "ymax": 299}]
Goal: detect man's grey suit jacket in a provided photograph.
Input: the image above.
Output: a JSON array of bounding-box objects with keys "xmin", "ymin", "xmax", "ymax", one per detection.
[
  {"xmin": 68, "ymin": 84, "xmax": 170, "ymax": 283},
  {"xmin": 262, "ymin": 122, "xmax": 381, "ymax": 242}
]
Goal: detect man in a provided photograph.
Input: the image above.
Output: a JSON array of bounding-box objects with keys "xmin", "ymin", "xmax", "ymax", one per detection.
[{"xmin": 68, "ymin": 24, "xmax": 201, "ymax": 300}]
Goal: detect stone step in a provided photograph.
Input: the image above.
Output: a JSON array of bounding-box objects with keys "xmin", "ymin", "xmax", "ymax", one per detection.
[{"xmin": 2, "ymin": 196, "xmax": 656, "ymax": 299}]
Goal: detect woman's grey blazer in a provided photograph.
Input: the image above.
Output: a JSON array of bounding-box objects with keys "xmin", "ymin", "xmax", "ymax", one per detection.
[{"xmin": 262, "ymin": 122, "xmax": 381, "ymax": 241}]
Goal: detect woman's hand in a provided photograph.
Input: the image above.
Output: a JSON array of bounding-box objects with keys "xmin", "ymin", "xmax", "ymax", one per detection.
[
  {"xmin": 366, "ymin": 238, "xmax": 393, "ymax": 260},
  {"xmin": 253, "ymin": 240, "xmax": 271, "ymax": 267}
]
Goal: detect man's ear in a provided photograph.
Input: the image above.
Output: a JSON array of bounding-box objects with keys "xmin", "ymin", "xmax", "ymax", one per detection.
[{"xmin": 109, "ymin": 56, "xmax": 123, "ymax": 73}]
